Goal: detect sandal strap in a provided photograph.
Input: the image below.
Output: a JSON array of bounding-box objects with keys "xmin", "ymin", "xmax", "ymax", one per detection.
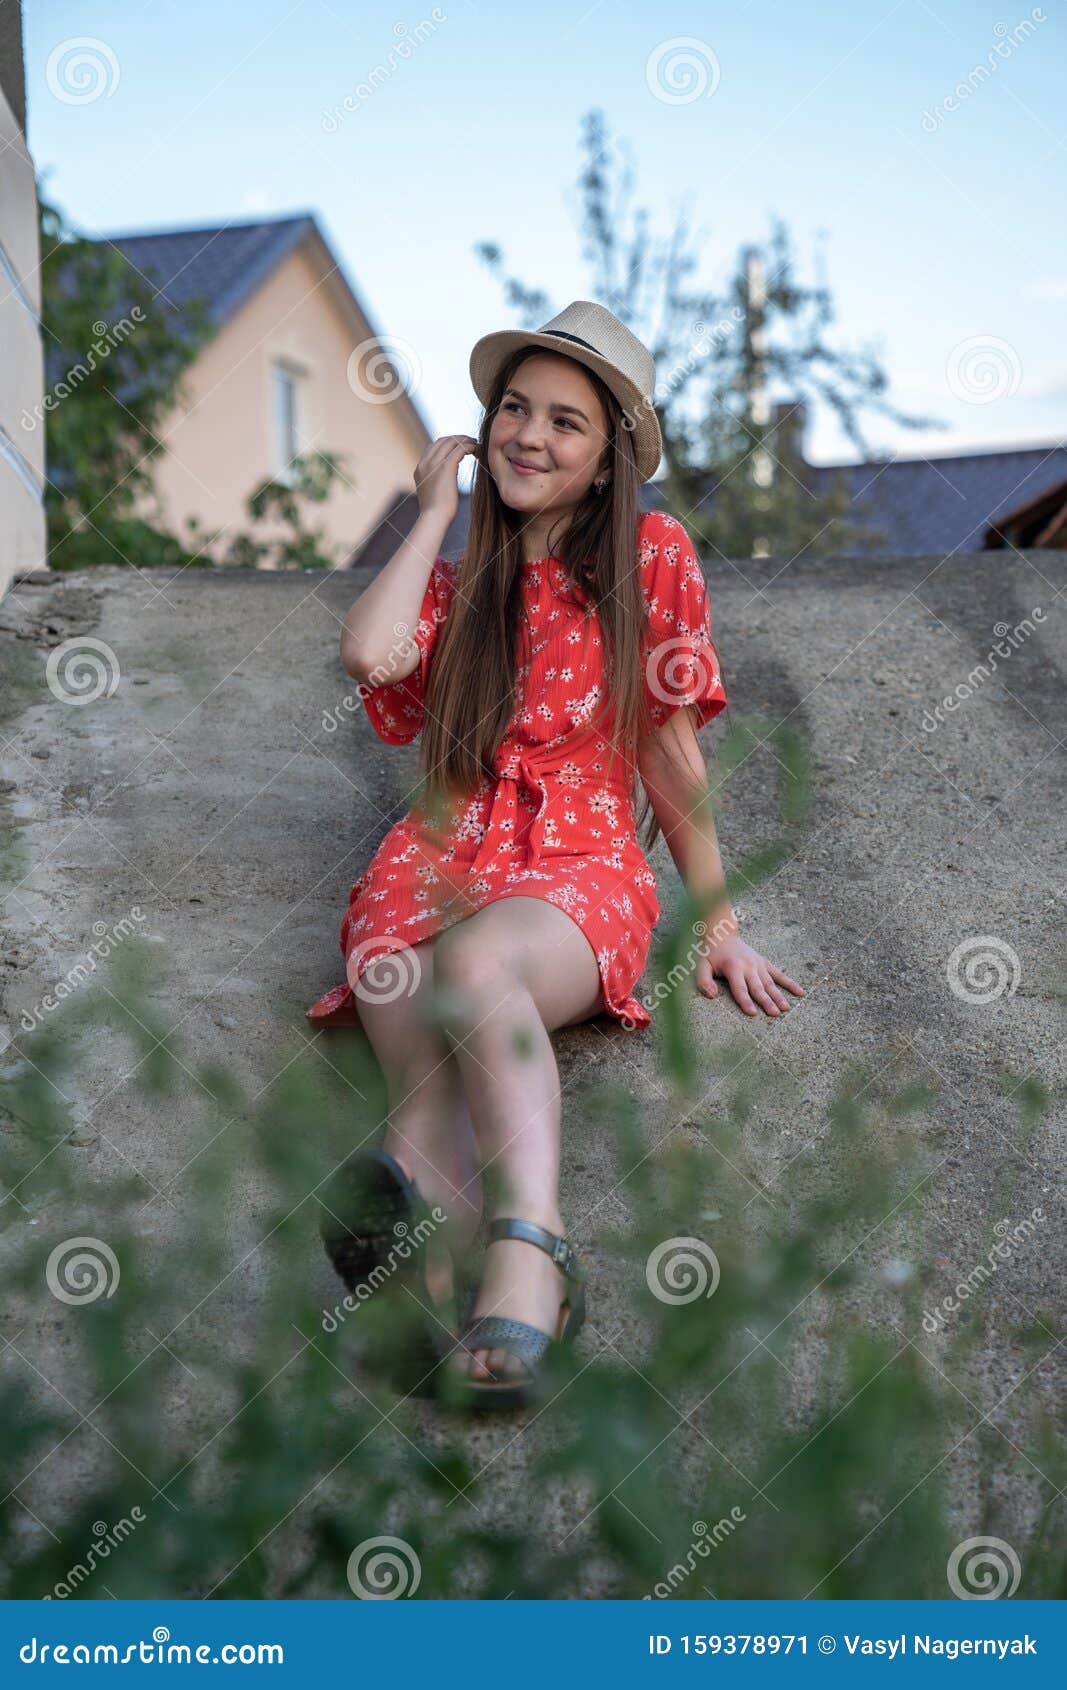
[
  {"xmin": 458, "ymin": 1314, "xmax": 551, "ymax": 1370},
  {"xmin": 488, "ymin": 1217, "xmax": 585, "ymax": 1284}
]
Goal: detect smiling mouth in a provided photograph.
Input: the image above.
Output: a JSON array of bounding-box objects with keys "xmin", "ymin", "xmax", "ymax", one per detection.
[{"xmin": 508, "ymin": 458, "xmax": 548, "ymax": 474}]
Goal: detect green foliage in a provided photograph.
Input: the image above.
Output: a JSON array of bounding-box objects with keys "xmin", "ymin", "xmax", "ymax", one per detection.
[
  {"xmin": 38, "ymin": 189, "xmax": 214, "ymax": 573},
  {"xmin": 0, "ymin": 716, "xmax": 1061, "ymax": 1600},
  {"xmin": 203, "ymin": 451, "xmax": 352, "ymax": 571}
]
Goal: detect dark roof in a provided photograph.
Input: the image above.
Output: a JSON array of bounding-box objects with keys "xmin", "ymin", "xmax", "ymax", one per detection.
[
  {"xmin": 96, "ymin": 212, "xmax": 318, "ymax": 330},
  {"xmin": 809, "ymin": 443, "xmax": 1067, "ymax": 555}
]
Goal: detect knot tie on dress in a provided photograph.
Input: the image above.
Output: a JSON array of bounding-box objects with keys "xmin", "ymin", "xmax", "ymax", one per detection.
[
  {"xmin": 466, "ymin": 741, "xmax": 633, "ymax": 879},
  {"xmin": 469, "ymin": 749, "xmax": 552, "ymax": 877}
]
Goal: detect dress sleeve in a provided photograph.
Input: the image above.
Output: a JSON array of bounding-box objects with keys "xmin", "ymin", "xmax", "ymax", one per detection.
[
  {"xmin": 360, "ymin": 556, "xmax": 458, "ymax": 745},
  {"xmin": 639, "ymin": 512, "xmax": 727, "ymax": 731}
]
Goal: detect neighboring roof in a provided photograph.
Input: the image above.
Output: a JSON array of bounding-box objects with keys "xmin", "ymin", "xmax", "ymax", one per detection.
[
  {"xmin": 347, "ymin": 490, "xmax": 468, "ymax": 573},
  {"xmin": 809, "ymin": 443, "xmax": 1067, "ymax": 556},
  {"xmin": 99, "ymin": 213, "xmax": 318, "ymax": 331}
]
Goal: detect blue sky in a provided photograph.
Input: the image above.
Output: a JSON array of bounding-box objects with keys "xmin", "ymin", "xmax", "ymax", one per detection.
[{"xmin": 25, "ymin": 0, "xmax": 1067, "ymax": 472}]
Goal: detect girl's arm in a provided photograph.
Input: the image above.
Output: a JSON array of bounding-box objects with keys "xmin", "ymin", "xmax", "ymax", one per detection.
[
  {"xmin": 637, "ymin": 707, "xmax": 805, "ymax": 1018},
  {"xmin": 340, "ymin": 435, "xmax": 478, "ymax": 684},
  {"xmin": 341, "ymin": 508, "xmax": 449, "ymax": 684}
]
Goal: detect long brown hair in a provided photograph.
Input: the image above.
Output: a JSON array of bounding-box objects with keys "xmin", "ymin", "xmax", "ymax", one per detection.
[{"xmin": 420, "ymin": 344, "xmax": 667, "ymax": 850}]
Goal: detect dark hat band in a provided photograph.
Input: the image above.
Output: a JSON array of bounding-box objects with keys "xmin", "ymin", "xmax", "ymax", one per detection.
[{"xmin": 541, "ymin": 329, "xmax": 601, "ymax": 356}]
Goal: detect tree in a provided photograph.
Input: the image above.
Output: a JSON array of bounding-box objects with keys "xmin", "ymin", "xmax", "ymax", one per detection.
[
  {"xmin": 37, "ymin": 187, "xmax": 214, "ymax": 571},
  {"xmin": 475, "ymin": 109, "xmax": 945, "ymax": 560}
]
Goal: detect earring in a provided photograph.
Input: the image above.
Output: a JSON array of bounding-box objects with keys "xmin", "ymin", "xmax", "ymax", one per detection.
[{"xmin": 594, "ymin": 479, "xmax": 608, "ymax": 494}]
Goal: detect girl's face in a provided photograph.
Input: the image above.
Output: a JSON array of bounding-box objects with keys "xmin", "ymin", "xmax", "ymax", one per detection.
[{"xmin": 487, "ymin": 353, "xmax": 610, "ymax": 515}]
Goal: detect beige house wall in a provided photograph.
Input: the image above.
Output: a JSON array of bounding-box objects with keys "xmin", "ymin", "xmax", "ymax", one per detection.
[
  {"xmin": 140, "ymin": 239, "xmax": 429, "ymax": 568},
  {"xmin": 0, "ymin": 76, "xmax": 46, "ymax": 599}
]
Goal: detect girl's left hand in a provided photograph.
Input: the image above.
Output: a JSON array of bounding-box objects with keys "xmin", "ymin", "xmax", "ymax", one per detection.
[{"xmin": 696, "ymin": 936, "xmax": 806, "ymax": 1018}]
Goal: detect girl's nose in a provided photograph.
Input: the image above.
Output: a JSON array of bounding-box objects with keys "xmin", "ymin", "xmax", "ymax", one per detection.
[{"xmin": 516, "ymin": 424, "xmax": 549, "ymax": 450}]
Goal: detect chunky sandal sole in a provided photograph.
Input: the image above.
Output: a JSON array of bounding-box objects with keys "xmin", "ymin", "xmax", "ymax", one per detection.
[{"xmin": 319, "ymin": 1148, "xmax": 428, "ymax": 1292}]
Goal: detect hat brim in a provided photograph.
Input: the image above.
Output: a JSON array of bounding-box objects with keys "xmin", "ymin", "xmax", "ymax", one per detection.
[{"xmin": 469, "ymin": 328, "xmax": 662, "ymax": 484}]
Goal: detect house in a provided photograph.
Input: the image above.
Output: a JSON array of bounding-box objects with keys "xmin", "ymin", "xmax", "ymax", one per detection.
[
  {"xmin": 0, "ymin": 0, "xmax": 45, "ymax": 599},
  {"xmin": 69, "ymin": 212, "xmax": 434, "ymax": 569}
]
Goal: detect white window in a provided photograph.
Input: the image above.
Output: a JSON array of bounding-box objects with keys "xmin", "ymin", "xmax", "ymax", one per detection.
[{"xmin": 271, "ymin": 362, "xmax": 304, "ymax": 482}]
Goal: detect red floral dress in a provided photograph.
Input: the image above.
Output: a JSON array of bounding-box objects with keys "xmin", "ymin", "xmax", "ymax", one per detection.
[{"xmin": 305, "ymin": 509, "xmax": 726, "ymax": 1032}]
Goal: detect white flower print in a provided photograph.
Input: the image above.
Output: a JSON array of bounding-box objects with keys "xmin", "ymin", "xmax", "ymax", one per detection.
[
  {"xmin": 546, "ymin": 883, "xmax": 588, "ymax": 915},
  {"xmin": 588, "ymin": 789, "xmax": 619, "ymax": 818}
]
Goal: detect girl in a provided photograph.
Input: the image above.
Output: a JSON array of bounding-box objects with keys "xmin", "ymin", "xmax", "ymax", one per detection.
[{"xmin": 307, "ymin": 301, "xmax": 803, "ymax": 1410}]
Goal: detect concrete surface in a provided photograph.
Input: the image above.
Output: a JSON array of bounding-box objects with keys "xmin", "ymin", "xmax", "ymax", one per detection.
[{"xmin": 0, "ymin": 548, "xmax": 1063, "ymax": 1593}]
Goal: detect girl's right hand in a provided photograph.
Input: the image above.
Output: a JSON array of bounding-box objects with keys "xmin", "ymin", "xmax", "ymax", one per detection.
[{"xmin": 414, "ymin": 435, "xmax": 480, "ymax": 524}]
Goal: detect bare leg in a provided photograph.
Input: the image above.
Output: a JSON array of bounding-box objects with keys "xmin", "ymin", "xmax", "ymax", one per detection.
[
  {"xmin": 352, "ymin": 941, "xmax": 483, "ymax": 1302},
  {"xmin": 428, "ymin": 896, "xmax": 604, "ymax": 1382}
]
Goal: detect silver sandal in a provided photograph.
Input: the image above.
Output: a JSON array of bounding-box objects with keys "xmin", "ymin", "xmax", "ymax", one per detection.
[{"xmin": 440, "ymin": 1217, "xmax": 586, "ymax": 1412}]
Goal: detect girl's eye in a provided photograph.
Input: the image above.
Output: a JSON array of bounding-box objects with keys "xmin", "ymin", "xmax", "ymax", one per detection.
[{"xmin": 503, "ymin": 401, "xmax": 577, "ymax": 429}]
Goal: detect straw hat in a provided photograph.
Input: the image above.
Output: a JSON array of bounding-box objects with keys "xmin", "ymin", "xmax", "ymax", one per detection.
[{"xmin": 469, "ymin": 299, "xmax": 662, "ymax": 484}]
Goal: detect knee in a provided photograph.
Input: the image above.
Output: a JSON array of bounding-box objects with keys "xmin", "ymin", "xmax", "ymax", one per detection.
[{"xmin": 432, "ymin": 931, "xmax": 524, "ymax": 1025}]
